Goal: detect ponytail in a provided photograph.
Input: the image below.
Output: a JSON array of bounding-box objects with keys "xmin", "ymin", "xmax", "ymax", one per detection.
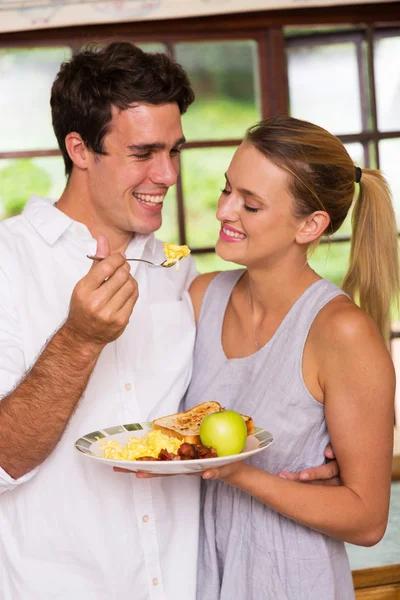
[{"xmin": 342, "ymin": 170, "xmax": 399, "ymax": 342}]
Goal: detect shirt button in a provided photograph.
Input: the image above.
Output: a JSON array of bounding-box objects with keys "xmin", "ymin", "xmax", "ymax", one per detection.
[
  {"xmin": 125, "ymin": 383, "xmax": 132, "ymax": 391},
  {"xmin": 142, "ymin": 515, "xmax": 149, "ymax": 523},
  {"xmin": 152, "ymin": 578, "xmax": 159, "ymax": 586}
]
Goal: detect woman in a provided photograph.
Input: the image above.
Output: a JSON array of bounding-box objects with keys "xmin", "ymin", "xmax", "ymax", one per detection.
[{"xmin": 184, "ymin": 115, "xmax": 398, "ymax": 599}]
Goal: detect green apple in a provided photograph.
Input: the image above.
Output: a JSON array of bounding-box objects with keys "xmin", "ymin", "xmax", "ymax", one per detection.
[{"xmin": 199, "ymin": 410, "xmax": 247, "ymax": 457}]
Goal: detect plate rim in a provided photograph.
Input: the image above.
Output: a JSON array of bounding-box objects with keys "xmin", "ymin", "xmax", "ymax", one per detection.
[{"xmin": 74, "ymin": 422, "xmax": 274, "ymax": 467}]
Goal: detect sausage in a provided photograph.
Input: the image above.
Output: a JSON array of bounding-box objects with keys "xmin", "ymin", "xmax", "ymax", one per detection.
[{"xmin": 178, "ymin": 443, "xmax": 199, "ymax": 460}]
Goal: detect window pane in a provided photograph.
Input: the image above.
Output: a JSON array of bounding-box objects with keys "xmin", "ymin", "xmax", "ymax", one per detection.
[
  {"xmin": 375, "ymin": 36, "xmax": 400, "ymax": 132},
  {"xmin": 333, "ymin": 142, "xmax": 365, "ymax": 236},
  {"xmin": 135, "ymin": 43, "xmax": 166, "ymax": 53},
  {"xmin": 181, "ymin": 146, "xmax": 236, "ymax": 248},
  {"xmin": 287, "ymin": 42, "xmax": 362, "ymax": 135},
  {"xmin": 380, "ymin": 138, "xmax": 400, "ymax": 227},
  {"xmin": 347, "ymin": 482, "xmax": 400, "ymax": 570},
  {"xmin": 0, "ymin": 47, "xmax": 72, "ymax": 152},
  {"xmin": 0, "ymin": 157, "xmax": 65, "ymax": 219},
  {"xmin": 345, "ymin": 141, "xmax": 365, "ymax": 167},
  {"xmin": 175, "ymin": 41, "xmax": 260, "ymax": 141},
  {"xmin": 309, "ymin": 142, "xmax": 363, "ymax": 280},
  {"xmin": 156, "ymin": 187, "xmax": 179, "ymax": 244},
  {"xmin": 0, "ymin": 154, "xmax": 179, "ymax": 241}
]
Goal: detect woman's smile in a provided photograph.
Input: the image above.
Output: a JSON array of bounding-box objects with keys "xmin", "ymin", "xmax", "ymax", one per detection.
[{"xmin": 219, "ymin": 223, "xmax": 247, "ymax": 242}]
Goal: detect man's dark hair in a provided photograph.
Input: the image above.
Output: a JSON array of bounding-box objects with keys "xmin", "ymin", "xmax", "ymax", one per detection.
[{"xmin": 50, "ymin": 41, "xmax": 195, "ymax": 176}]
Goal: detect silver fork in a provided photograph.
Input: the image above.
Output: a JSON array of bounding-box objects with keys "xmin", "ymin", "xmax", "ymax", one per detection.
[{"xmin": 87, "ymin": 255, "xmax": 177, "ymax": 269}]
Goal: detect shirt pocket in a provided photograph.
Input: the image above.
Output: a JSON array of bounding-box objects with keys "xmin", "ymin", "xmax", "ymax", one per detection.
[{"xmin": 142, "ymin": 298, "xmax": 195, "ymax": 372}]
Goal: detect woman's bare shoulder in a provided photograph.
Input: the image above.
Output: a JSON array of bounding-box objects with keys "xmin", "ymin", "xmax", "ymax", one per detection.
[
  {"xmin": 313, "ymin": 294, "xmax": 391, "ymax": 370},
  {"xmin": 189, "ymin": 272, "xmax": 221, "ymax": 324},
  {"xmin": 316, "ymin": 295, "xmax": 380, "ymax": 343},
  {"xmin": 308, "ymin": 294, "xmax": 394, "ymax": 407}
]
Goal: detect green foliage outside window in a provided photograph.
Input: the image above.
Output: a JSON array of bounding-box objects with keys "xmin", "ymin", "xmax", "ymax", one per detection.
[{"xmin": 0, "ymin": 159, "xmax": 51, "ymax": 217}]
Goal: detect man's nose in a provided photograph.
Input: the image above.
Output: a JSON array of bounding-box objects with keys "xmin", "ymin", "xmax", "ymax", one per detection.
[{"xmin": 150, "ymin": 155, "xmax": 178, "ymax": 187}]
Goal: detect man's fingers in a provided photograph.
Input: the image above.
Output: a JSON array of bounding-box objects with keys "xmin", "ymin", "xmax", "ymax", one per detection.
[
  {"xmin": 136, "ymin": 472, "xmax": 173, "ymax": 478},
  {"xmin": 202, "ymin": 469, "xmax": 219, "ymax": 480},
  {"xmin": 298, "ymin": 459, "xmax": 339, "ymax": 482},
  {"xmin": 95, "ymin": 234, "xmax": 111, "ymax": 260},
  {"xmin": 113, "ymin": 467, "xmax": 172, "ymax": 478},
  {"xmin": 277, "ymin": 471, "xmax": 300, "ymax": 481},
  {"xmin": 113, "ymin": 467, "xmax": 135, "ymax": 473},
  {"xmin": 85, "ymin": 257, "xmax": 130, "ymax": 294},
  {"xmin": 87, "ymin": 235, "xmax": 112, "ymax": 274},
  {"xmin": 324, "ymin": 443, "xmax": 335, "ymax": 460},
  {"xmin": 105, "ymin": 276, "xmax": 138, "ymax": 315}
]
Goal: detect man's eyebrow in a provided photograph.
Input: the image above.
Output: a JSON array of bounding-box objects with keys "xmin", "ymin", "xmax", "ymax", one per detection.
[
  {"xmin": 126, "ymin": 137, "xmax": 186, "ymax": 152},
  {"xmin": 224, "ymin": 173, "xmax": 263, "ymax": 200}
]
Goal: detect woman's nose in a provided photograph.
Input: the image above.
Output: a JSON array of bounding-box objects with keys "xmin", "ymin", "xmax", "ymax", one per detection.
[{"xmin": 216, "ymin": 193, "xmax": 238, "ymax": 222}]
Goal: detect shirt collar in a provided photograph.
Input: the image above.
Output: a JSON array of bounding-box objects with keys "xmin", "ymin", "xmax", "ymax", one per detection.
[
  {"xmin": 23, "ymin": 195, "xmax": 157, "ymax": 254},
  {"xmin": 23, "ymin": 196, "xmax": 74, "ymax": 246}
]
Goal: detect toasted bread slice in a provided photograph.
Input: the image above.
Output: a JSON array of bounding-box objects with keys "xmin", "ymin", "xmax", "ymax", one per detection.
[{"xmin": 152, "ymin": 401, "xmax": 254, "ymax": 445}]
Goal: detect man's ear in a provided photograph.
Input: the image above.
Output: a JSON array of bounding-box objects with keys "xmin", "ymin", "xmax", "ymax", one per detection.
[
  {"xmin": 296, "ymin": 211, "xmax": 330, "ymax": 245},
  {"xmin": 65, "ymin": 132, "xmax": 89, "ymax": 171}
]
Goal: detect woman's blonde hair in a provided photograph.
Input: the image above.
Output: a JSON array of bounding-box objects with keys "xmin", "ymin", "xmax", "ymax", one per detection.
[{"xmin": 246, "ymin": 115, "xmax": 399, "ymax": 341}]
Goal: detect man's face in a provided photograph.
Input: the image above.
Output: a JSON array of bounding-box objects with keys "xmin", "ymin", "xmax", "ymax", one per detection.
[{"xmin": 86, "ymin": 103, "xmax": 184, "ymax": 236}]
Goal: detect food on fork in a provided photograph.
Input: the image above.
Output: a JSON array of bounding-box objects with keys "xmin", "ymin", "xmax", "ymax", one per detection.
[{"xmin": 163, "ymin": 243, "xmax": 191, "ymax": 268}]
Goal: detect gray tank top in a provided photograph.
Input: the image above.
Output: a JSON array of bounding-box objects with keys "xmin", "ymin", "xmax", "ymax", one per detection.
[{"xmin": 184, "ymin": 269, "xmax": 355, "ymax": 600}]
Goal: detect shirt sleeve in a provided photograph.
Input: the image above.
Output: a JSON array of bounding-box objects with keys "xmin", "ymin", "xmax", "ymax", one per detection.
[
  {"xmin": 0, "ymin": 465, "xmax": 39, "ymax": 493},
  {"xmin": 0, "ymin": 264, "xmax": 39, "ymax": 493},
  {"xmin": 0, "ymin": 265, "xmax": 25, "ymax": 396}
]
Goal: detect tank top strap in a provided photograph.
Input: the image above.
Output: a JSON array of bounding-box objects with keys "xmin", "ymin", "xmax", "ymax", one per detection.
[{"xmin": 266, "ymin": 279, "xmax": 347, "ymax": 361}]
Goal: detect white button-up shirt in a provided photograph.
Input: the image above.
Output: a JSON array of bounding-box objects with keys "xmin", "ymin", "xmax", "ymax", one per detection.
[{"xmin": 0, "ymin": 196, "xmax": 200, "ymax": 600}]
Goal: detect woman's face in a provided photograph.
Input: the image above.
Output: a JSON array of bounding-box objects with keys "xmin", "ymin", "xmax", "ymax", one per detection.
[{"xmin": 215, "ymin": 141, "xmax": 306, "ymax": 269}]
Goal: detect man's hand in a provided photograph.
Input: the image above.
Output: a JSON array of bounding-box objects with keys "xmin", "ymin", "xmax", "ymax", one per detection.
[
  {"xmin": 277, "ymin": 443, "xmax": 340, "ymax": 486},
  {"xmin": 64, "ymin": 235, "xmax": 138, "ymax": 347}
]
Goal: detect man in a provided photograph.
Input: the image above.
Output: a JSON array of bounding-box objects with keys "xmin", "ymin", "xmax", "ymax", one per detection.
[
  {"xmin": 0, "ymin": 42, "xmax": 199, "ymax": 600},
  {"xmin": 0, "ymin": 42, "xmax": 338, "ymax": 599}
]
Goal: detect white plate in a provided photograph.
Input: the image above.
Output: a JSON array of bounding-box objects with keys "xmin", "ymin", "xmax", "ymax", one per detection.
[{"xmin": 75, "ymin": 422, "xmax": 274, "ymax": 474}]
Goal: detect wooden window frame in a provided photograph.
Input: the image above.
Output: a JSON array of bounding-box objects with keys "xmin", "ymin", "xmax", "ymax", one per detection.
[{"xmin": 1, "ymin": 3, "xmax": 400, "ymax": 252}]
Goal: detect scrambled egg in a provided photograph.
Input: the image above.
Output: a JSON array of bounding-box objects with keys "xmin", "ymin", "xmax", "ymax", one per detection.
[
  {"xmin": 163, "ymin": 243, "xmax": 191, "ymax": 269},
  {"xmin": 102, "ymin": 430, "xmax": 182, "ymax": 461}
]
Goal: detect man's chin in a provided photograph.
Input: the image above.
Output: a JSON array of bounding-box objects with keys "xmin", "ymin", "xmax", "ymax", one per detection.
[{"xmin": 130, "ymin": 217, "xmax": 163, "ymax": 236}]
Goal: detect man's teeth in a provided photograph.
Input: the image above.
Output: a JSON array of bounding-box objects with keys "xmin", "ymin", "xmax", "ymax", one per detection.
[
  {"xmin": 222, "ymin": 227, "xmax": 246, "ymax": 239},
  {"xmin": 135, "ymin": 193, "xmax": 164, "ymax": 205}
]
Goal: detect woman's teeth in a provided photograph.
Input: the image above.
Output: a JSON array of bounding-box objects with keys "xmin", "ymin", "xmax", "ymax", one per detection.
[
  {"xmin": 134, "ymin": 193, "xmax": 164, "ymax": 206},
  {"xmin": 222, "ymin": 227, "xmax": 246, "ymax": 239}
]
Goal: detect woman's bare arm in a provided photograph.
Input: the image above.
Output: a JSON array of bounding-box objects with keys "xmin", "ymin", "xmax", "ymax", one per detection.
[{"xmin": 203, "ymin": 304, "xmax": 394, "ymax": 546}]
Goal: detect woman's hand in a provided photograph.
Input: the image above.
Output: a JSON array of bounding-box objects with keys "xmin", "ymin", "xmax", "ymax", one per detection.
[{"xmin": 202, "ymin": 460, "xmax": 249, "ymax": 483}]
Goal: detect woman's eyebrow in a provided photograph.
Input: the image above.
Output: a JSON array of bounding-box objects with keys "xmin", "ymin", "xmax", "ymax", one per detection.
[{"xmin": 225, "ymin": 172, "xmax": 263, "ymax": 200}]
